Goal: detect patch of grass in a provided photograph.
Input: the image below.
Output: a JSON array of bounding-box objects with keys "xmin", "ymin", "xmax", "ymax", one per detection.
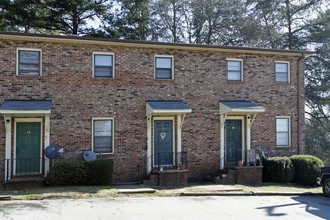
[
  {"xmin": 0, "ymin": 182, "xmax": 323, "ymax": 200},
  {"xmin": 1, "ymin": 185, "xmax": 118, "ymax": 200},
  {"xmin": 13, "ymin": 193, "xmax": 43, "ymax": 200},
  {"xmin": 235, "ymin": 183, "xmax": 322, "ymax": 194}
]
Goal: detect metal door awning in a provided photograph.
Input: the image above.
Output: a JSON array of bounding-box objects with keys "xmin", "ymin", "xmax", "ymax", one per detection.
[
  {"xmin": 146, "ymin": 100, "xmax": 192, "ymax": 116},
  {"xmin": 0, "ymin": 100, "xmax": 52, "ymax": 115},
  {"xmin": 220, "ymin": 101, "xmax": 265, "ymax": 115}
]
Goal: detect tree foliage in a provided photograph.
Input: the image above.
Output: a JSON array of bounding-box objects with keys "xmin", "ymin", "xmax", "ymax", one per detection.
[{"xmin": 45, "ymin": 0, "xmax": 109, "ymax": 34}]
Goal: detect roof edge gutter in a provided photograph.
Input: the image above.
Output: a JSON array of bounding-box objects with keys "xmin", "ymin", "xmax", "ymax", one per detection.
[{"xmin": 0, "ymin": 32, "xmax": 314, "ymax": 57}]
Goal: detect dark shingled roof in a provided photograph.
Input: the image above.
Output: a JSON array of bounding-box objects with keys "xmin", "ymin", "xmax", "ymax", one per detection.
[
  {"xmin": 0, "ymin": 100, "xmax": 52, "ymax": 110},
  {"xmin": 220, "ymin": 101, "xmax": 259, "ymax": 108},
  {"xmin": 147, "ymin": 100, "xmax": 191, "ymax": 110}
]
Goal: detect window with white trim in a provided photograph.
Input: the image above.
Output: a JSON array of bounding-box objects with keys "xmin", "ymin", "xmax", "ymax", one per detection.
[
  {"xmin": 276, "ymin": 117, "xmax": 290, "ymax": 146},
  {"xmin": 93, "ymin": 119, "xmax": 113, "ymax": 153},
  {"xmin": 18, "ymin": 49, "xmax": 41, "ymax": 76},
  {"xmin": 275, "ymin": 62, "xmax": 289, "ymax": 82},
  {"xmin": 93, "ymin": 53, "xmax": 113, "ymax": 78},
  {"xmin": 155, "ymin": 57, "xmax": 173, "ymax": 79},
  {"xmin": 227, "ymin": 60, "xmax": 242, "ymax": 81}
]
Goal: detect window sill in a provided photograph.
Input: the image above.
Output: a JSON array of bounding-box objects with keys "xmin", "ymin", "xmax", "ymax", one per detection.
[
  {"xmin": 94, "ymin": 152, "xmax": 114, "ymax": 155},
  {"xmin": 227, "ymin": 80, "xmax": 243, "ymax": 83},
  {"xmin": 92, "ymin": 77, "xmax": 114, "ymax": 79},
  {"xmin": 276, "ymin": 145, "xmax": 291, "ymax": 148},
  {"xmin": 275, "ymin": 81, "xmax": 290, "ymax": 84},
  {"xmin": 16, "ymin": 75, "xmax": 42, "ymax": 79},
  {"xmin": 155, "ymin": 78, "xmax": 174, "ymax": 80}
]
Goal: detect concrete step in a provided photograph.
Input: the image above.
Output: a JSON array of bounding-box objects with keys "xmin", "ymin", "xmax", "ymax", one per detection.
[{"xmin": 5, "ymin": 180, "xmax": 44, "ymax": 190}]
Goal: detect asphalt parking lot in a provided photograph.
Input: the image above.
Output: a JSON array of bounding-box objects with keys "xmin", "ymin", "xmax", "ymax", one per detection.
[{"xmin": 1, "ymin": 195, "xmax": 329, "ymax": 220}]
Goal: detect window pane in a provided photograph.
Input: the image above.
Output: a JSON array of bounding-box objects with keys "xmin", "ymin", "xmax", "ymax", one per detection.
[
  {"xmin": 228, "ymin": 71, "xmax": 241, "ymax": 81},
  {"xmin": 94, "ymin": 67, "xmax": 112, "ymax": 77},
  {"xmin": 19, "ymin": 64, "xmax": 39, "ymax": 71},
  {"xmin": 94, "ymin": 120, "xmax": 112, "ymax": 136},
  {"xmin": 276, "ymin": 118, "xmax": 289, "ymax": 132},
  {"xmin": 95, "ymin": 55, "xmax": 112, "ymax": 66},
  {"xmin": 156, "ymin": 57, "xmax": 172, "ymax": 68},
  {"xmin": 19, "ymin": 51, "xmax": 40, "ymax": 64},
  {"xmin": 94, "ymin": 137, "xmax": 112, "ymax": 153},
  {"xmin": 276, "ymin": 63, "xmax": 288, "ymax": 82},
  {"xmin": 156, "ymin": 69, "xmax": 171, "ymax": 79},
  {"xmin": 276, "ymin": 73, "xmax": 288, "ymax": 82},
  {"xmin": 276, "ymin": 63, "xmax": 288, "ymax": 73},
  {"xmin": 94, "ymin": 120, "xmax": 112, "ymax": 153},
  {"xmin": 18, "ymin": 50, "xmax": 40, "ymax": 76},
  {"xmin": 277, "ymin": 133, "xmax": 289, "ymax": 146},
  {"xmin": 227, "ymin": 61, "xmax": 241, "ymax": 71}
]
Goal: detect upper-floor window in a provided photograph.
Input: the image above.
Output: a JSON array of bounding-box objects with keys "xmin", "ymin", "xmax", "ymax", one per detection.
[
  {"xmin": 227, "ymin": 59, "xmax": 243, "ymax": 81},
  {"xmin": 155, "ymin": 56, "xmax": 173, "ymax": 79},
  {"xmin": 17, "ymin": 49, "xmax": 41, "ymax": 76},
  {"xmin": 275, "ymin": 62, "xmax": 290, "ymax": 82},
  {"xmin": 276, "ymin": 117, "xmax": 290, "ymax": 146},
  {"xmin": 93, "ymin": 118, "xmax": 114, "ymax": 154},
  {"xmin": 93, "ymin": 53, "xmax": 114, "ymax": 78}
]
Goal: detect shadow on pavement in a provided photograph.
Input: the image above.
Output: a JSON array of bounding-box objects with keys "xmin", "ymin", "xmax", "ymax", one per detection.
[{"xmin": 256, "ymin": 196, "xmax": 330, "ymax": 219}]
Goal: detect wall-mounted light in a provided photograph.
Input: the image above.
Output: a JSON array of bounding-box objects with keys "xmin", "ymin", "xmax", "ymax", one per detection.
[{"xmin": 6, "ymin": 119, "xmax": 10, "ymax": 124}]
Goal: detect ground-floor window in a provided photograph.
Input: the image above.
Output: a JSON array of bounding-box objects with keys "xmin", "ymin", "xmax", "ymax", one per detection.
[
  {"xmin": 276, "ymin": 117, "xmax": 290, "ymax": 146},
  {"xmin": 93, "ymin": 118, "xmax": 114, "ymax": 153}
]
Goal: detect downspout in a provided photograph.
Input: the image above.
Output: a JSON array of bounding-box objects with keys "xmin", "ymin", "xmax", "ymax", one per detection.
[{"xmin": 297, "ymin": 53, "xmax": 305, "ymax": 155}]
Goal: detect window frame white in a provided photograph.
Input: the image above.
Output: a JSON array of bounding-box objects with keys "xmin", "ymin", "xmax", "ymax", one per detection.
[
  {"xmin": 275, "ymin": 61, "xmax": 290, "ymax": 83},
  {"xmin": 276, "ymin": 116, "xmax": 291, "ymax": 147},
  {"xmin": 92, "ymin": 52, "xmax": 115, "ymax": 78},
  {"xmin": 154, "ymin": 55, "xmax": 174, "ymax": 79},
  {"xmin": 92, "ymin": 117, "xmax": 114, "ymax": 154},
  {"xmin": 16, "ymin": 48, "xmax": 42, "ymax": 76},
  {"xmin": 226, "ymin": 58, "xmax": 243, "ymax": 81}
]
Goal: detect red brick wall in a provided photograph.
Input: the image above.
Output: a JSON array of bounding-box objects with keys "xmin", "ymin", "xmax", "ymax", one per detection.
[{"xmin": 0, "ymin": 38, "xmax": 305, "ymax": 183}]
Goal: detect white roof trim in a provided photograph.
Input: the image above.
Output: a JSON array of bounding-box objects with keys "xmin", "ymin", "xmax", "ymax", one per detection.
[{"xmin": 0, "ymin": 110, "xmax": 51, "ymax": 114}]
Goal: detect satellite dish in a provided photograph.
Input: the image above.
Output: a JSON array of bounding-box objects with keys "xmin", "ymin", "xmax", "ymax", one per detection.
[
  {"xmin": 45, "ymin": 145, "xmax": 59, "ymax": 159},
  {"xmin": 83, "ymin": 151, "xmax": 97, "ymax": 162}
]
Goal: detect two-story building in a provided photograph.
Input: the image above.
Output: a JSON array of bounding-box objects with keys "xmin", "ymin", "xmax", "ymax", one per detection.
[{"xmin": 0, "ymin": 32, "xmax": 312, "ymax": 186}]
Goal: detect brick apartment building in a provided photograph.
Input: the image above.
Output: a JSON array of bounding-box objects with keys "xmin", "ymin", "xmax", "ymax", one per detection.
[{"xmin": 0, "ymin": 32, "xmax": 312, "ymax": 185}]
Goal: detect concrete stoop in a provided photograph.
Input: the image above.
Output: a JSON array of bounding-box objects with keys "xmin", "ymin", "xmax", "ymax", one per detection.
[
  {"xmin": 215, "ymin": 166, "xmax": 263, "ymax": 185},
  {"xmin": 4, "ymin": 177, "xmax": 45, "ymax": 190},
  {"xmin": 143, "ymin": 170, "xmax": 188, "ymax": 186}
]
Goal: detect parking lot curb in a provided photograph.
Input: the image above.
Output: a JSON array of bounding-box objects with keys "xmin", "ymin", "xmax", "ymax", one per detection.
[
  {"xmin": 180, "ymin": 191, "xmax": 317, "ymax": 197},
  {"xmin": 181, "ymin": 192, "xmax": 253, "ymax": 196},
  {"xmin": 251, "ymin": 191, "xmax": 315, "ymax": 196},
  {"xmin": 117, "ymin": 188, "xmax": 156, "ymax": 194}
]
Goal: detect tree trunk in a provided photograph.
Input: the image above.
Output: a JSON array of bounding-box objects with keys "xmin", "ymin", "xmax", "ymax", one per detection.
[{"xmin": 285, "ymin": 0, "xmax": 292, "ymax": 49}]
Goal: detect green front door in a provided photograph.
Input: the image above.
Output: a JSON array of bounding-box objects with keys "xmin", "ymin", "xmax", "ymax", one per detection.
[
  {"xmin": 226, "ymin": 120, "xmax": 242, "ymax": 163},
  {"xmin": 154, "ymin": 120, "xmax": 173, "ymax": 166},
  {"xmin": 16, "ymin": 122, "xmax": 41, "ymax": 174}
]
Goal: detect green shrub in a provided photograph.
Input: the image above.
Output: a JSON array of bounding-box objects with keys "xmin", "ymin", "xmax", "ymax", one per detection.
[
  {"xmin": 263, "ymin": 157, "xmax": 294, "ymax": 183},
  {"xmin": 46, "ymin": 159, "xmax": 113, "ymax": 186},
  {"xmin": 290, "ymin": 155, "xmax": 324, "ymax": 186},
  {"xmin": 85, "ymin": 159, "xmax": 114, "ymax": 185},
  {"xmin": 45, "ymin": 161, "xmax": 87, "ymax": 185}
]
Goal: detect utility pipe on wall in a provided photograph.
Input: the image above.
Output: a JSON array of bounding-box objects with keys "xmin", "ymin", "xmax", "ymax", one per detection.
[{"xmin": 297, "ymin": 53, "xmax": 305, "ymax": 155}]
